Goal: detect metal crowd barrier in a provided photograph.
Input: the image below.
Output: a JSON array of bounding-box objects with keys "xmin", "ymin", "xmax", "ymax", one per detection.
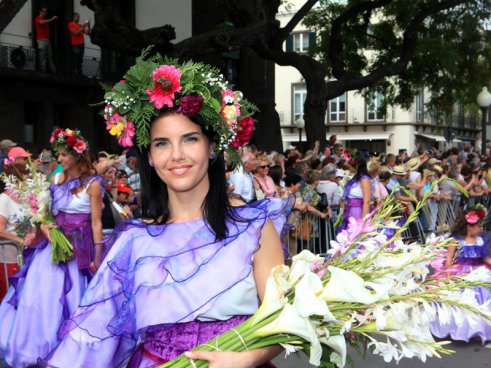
[
  {"xmin": 0, "ymin": 240, "xmax": 22, "ymax": 292},
  {"xmin": 286, "ymin": 195, "xmax": 491, "ymax": 259}
]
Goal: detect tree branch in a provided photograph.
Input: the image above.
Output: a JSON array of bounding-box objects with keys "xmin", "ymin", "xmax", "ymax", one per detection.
[
  {"xmin": 329, "ymin": 0, "xmax": 394, "ymax": 79},
  {"xmin": 278, "ymin": 0, "xmax": 318, "ymax": 41},
  {"xmin": 327, "ymin": 0, "xmax": 472, "ymax": 93}
]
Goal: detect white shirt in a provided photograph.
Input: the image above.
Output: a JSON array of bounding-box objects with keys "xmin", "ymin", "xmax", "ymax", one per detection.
[
  {"xmin": 0, "ymin": 193, "xmax": 25, "ymax": 263},
  {"xmin": 229, "ymin": 167, "xmax": 255, "ymax": 202},
  {"xmin": 316, "ymin": 180, "xmax": 340, "ymax": 206}
]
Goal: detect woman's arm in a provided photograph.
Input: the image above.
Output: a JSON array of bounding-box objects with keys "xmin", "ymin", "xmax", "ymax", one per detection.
[
  {"xmin": 0, "ymin": 216, "xmax": 24, "ymax": 246},
  {"xmin": 360, "ymin": 178, "xmax": 371, "ymax": 218},
  {"xmin": 445, "ymin": 245, "xmax": 456, "ymax": 269},
  {"xmin": 88, "ymin": 180, "xmax": 104, "ymax": 269}
]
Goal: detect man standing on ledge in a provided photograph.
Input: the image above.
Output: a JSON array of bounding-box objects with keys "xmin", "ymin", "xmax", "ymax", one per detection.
[
  {"xmin": 68, "ymin": 13, "xmax": 90, "ymax": 76},
  {"xmin": 34, "ymin": 7, "xmax": 57, "ymax": 73}
]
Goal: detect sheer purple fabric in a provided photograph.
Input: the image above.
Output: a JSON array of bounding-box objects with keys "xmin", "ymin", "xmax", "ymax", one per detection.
[{"xmin": 45, "ymin": 196, "xmax": 294, "ymax": 368}]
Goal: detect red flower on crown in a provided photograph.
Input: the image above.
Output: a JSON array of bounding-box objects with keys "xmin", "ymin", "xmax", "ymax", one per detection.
[
  {"xmin": 66, "ymin": 135, "xmax": 77, "ymax": 148},
  {"xmin": 50, "ymin": 128, "xmax": 65, "ymax": 143},
  {"xmin": 231, "ymin": 117, "xmax": 254, "ymax": 149}
]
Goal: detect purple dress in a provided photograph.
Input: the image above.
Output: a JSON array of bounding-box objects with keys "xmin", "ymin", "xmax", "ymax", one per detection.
[
  {"xmin": 0, "ymin": 175, "xmax": 102, "ymax": 367},
  {"xmin": 430, "ymin": 235, "xmax": 491, "ymax": 343},
  {"xmin": 44, "ymin": 197, "xmax": 293, "ymax": 368},
  {"xmin": 338, "ymin": 175, "xmax": 372, "ymax": 232}
]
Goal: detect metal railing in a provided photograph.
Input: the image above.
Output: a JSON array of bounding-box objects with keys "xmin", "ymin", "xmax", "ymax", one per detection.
[
  {"xmin": 0, "ymin": 240, "xmax": 22, "ymax": 293},
  {"xmin": 286, "ymin": 196, "xmax": 491, "ymax": 258},
  {"xmin": 0, "ymin": 42, "xmax": 101, "ymax": 78}
]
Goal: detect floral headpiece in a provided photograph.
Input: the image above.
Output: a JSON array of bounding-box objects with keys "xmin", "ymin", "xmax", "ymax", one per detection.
[
  {"xmin": 102, "ymin": 48, "xmax": 258, "ymax": 166},
  {"xmin": 464, "ymin": 203, "xmax": 487, "ymax": 225},
  {"xmin": 50, "ymin": 128, "xmax": 88, "ymax": 155}
]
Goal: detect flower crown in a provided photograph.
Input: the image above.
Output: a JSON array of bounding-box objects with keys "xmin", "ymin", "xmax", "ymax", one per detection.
[
  {"xmin": 464, "ymin": 203, "xmax": 487, "ymax": 225},
  {"xmin": 102, "ymin": 48, "xmax": 258, "ymax": 166},
  {"xmin": 50, "ymin": 128, "xmax": 88, "ymax": 155}
]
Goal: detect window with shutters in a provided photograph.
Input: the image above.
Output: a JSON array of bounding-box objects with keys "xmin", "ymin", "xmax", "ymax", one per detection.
[
  {"xmin": 366, "ymin": 92, "xmax": 385, "ymax": 121},
  {"xmin": 329, "ymin": 94, "xmax": 346, "ymax": 123},
  {"xmin": 286, "ymin": 32, "xmax": 315, "ymax": 53},
  {"xmin": 415, "ymin": 91, "xmax": 424, "ymax": 122},
  {"xmin": 293, "ymin": 84, "xmax": 307, "ymax": 123}
]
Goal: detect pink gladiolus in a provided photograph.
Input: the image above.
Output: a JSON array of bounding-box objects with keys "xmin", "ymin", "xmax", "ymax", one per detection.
[
  {"xmin": 146, "ymin": 65, "xmax": 182, "ymax": 109},
  {"xmin": 347, "ymin": 217, "xmax": 376, "ymax": 242}
]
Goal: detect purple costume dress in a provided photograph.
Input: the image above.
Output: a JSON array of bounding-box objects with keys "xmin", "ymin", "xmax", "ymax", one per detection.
[
  {"xmin": 0, "ymin": 175, "xmax": 102, "ymax": 367},
  {"xmin": 430, "ymin": 235, "xmax": 491, "ymax": 343},
  {"xmin": 44, "ymin": 197, "xmax": 293, "ymax": 368},
  {"xmin": 338, "ymin": 175, "xmax": 372, "ymax": 232}
]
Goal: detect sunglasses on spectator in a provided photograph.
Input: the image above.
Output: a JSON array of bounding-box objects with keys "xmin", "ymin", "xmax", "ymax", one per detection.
[{"xmin": 259, "ymin": 165, "xmax": 270, "ymax": 169}]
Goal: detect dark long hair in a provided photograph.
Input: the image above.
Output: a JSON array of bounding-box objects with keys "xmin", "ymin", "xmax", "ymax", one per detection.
[{"xmin": 138, "ymin": 111, "xmax": 232, "ymax": 240}]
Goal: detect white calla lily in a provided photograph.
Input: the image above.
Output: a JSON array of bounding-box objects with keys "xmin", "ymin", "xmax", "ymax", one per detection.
[
  {"xmin": 255, "ymin": 303, "xmax": 323, "ymax": 366},
  {"xmin": 319, "ymin": 266, "xmax": 384, "ymax": 304},
  {"xmin": 319, "ymin": 335, "xmax": 347, "ymax": 368},
  {"xmin": 293, "ymin": 271, "xmax": 336, "ymax": 321},
  {"xmin": 249, "ymin": 265, "xmax": 291, "ymax": 326},
  {"xmin": 289, "ymin": 250, "xmax": 325, "ymax": 284}
]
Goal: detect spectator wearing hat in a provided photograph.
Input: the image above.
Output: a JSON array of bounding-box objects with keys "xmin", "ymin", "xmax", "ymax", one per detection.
[
  {"xmin": 108, "ymin": 182, "xmax": 135, "ymax": 221},
  {"xmin": 37, "ymin": 150, "xmax": 58, "ymax": 178},
  {"xmin": 0, "ymin": 139, "xmax": 17, "ymax": 174},
  {"xmin": 6, "ymin": 147, "xmax": 31, "ymax": 167}
]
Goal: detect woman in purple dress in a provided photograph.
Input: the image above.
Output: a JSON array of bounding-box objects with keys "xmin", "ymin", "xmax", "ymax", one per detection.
[
  {"xmin": 0, "ymin": 129, "xmax": 104, "ymax": 367},
  {"xmin": 44, "ymin": 56, "xmax": 292, "ymax": 367},
  {"xmin": 430, "ymin": 206, "xmax": 491, "ymax": 343},
  {"xmin": 338, "ymin": 156, "xmax": 372, "ymax": 232}
]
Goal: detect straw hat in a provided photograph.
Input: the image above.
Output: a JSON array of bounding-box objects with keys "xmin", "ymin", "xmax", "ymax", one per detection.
[
  {"xmin": 432, "ymin": 164, "xmax": 443, "ymax": 173},
  {"xmin": 406, "ymin": 157, "xmax": 422, "ymax": 171},
  {"xmin": 392, "ymin": 165, "xmax": 408, "ymax": 176}
]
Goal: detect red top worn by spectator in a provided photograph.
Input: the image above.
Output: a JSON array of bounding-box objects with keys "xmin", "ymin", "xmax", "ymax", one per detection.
[
  {"xmin": 34, "ymin": 15, "xmax": 50, "ymax": 40},
  {"xmin": 68, "ymin": 22, "xmax": 85, "ymax": 45}
]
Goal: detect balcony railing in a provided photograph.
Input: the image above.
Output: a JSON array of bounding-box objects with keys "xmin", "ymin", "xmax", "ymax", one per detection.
[{"xmin": 0, "ymin": 42, "xmax": 101, "ymax": 79}]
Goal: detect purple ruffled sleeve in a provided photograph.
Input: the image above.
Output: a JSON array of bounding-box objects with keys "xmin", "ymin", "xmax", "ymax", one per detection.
[{"xmin": 45, "ymin": 196, "xmax": 293, "ymax": 368}]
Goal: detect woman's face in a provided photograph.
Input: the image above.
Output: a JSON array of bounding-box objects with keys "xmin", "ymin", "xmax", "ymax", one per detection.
[
  {"xmin": 118, "ymin": 172, "xmax": 129, "ymax": 186},
  {"xmin": 57, "ymin": 149, "xmax": 77, "ymax": 170},
  {"xmin": 103, "ymin": 167, "xmax": 116, "ymax": 182},
  {"xmin": 148, "ymin": 113, "xmax": 210, "ymax": 197}
]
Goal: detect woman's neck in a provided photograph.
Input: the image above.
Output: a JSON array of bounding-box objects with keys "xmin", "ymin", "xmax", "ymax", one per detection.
[
  {"xmin": 65, "ymin": 166, "xmax": 83, "ymax": 180},
  {"xmin": 167, "ymin": 189, "xmax": 207, "ymax": 223},
  {"xmin": 464, "ymin": 234, "xmax": 478, "ymax": 243}
]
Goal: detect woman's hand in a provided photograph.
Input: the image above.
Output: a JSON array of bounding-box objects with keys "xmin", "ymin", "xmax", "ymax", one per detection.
[
  {"xmin": 184, "ymin": 346, "xmax": 280, "ymax": 368},
  {"xmin": 40, "ymin": 223, "xmax": 57, "ymax": 243}
]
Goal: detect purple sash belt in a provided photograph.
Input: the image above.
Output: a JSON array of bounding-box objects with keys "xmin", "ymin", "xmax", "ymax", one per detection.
[{"xmin": 347, "ymin": 198, "xmax": 364, "ymax": 207}]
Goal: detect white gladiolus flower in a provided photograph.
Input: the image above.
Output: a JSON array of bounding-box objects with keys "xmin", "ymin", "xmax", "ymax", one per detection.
[
  {"xmin": 289, "ymin": 250, "xmax": 325, "ymax": 284},
  {"xmin": 462, "ymin": 266, "xmax": 491, "ymax": 283}
]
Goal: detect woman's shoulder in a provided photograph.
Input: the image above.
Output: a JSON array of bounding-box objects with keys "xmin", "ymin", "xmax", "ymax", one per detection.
[{"xmin": 230, "ymin": 196, "xmax": 295, "ymax": 220}]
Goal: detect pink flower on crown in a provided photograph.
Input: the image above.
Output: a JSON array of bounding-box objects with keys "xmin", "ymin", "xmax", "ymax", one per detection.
[
  {"xmin": 73, "ymin": 140, "xmax": 87, "ymax": 154},
  {"xmin": 146, "ymin": 65, "xmax": 182, "ymax": 109},
  {"xmin": 117, "ymin": 122, "xmax": 135, "ymax": 147},
  {"xmin": 178, "ymin": 95, "xmax": 204, "ymax": 117},
  {"xmin": 465, "ymin": 211, "xmax": 479, "ymax": 225}
]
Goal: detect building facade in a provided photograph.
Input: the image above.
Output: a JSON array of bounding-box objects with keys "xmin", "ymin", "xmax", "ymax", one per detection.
[{"xmin": 275, "ymin": 1, "xmax": 485, "ymax": 155}]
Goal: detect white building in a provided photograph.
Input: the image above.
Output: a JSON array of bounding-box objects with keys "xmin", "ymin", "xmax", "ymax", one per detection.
[{"xmin": 275, "ymin": 1, "xmax": 482, "ymax": 155}]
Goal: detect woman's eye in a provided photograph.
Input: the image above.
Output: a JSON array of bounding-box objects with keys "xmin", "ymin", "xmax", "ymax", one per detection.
[
  {"xmin": 184, "ymin": 136, "xmax": 198, "ymax": 143},
  {"xmin": 154, "ymin": 141, "xmax": 169, "ymax": 148}
]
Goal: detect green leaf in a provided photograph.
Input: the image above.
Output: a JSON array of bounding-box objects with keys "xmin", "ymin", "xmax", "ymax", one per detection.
[{"xmin": 210, "ymin": 97, "xmax": 222, "ymax": 113}]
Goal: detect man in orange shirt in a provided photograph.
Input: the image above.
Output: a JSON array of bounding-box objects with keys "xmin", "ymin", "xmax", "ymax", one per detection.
[
  {"xmin": 68, "ymin": 13, "xmax": 90, "ymax": 76},
  {"xmin": 34, "ymin": 7, "xmax": 57, "ymax": 72}
]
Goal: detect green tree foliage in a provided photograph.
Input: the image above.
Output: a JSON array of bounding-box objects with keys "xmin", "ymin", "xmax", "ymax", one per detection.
[{"xmin": 304, "ymin": 0, "xmax": 491, "ymax": 117}]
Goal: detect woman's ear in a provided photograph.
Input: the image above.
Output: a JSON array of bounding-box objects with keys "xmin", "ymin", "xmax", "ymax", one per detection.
[{"xmin": 209, "ymin": 142, "xmax": 217, "ymax": 159}]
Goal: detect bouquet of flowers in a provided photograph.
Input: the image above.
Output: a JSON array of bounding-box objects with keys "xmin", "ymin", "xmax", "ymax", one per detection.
[
  {"xmin": 1, "ymin": 160, "xmax": 73, "ymax": 264},
  {"xmin": 160, "ymin": 180, "xmax": 491, "ymax": 368}
]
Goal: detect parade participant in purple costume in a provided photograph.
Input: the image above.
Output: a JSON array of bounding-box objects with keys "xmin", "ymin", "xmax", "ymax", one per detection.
[
  {"xmin": 44, "ymin": 51, "xmax": 293, "ymax": 367},
  {"xmin": 338, "ymin": 156, "xmax": 372, "ymax": 232},
  {"xmin": 431, "ymin": 204, "xmax": 491, "ymax": 343},
  {"xmin": 0, "ymin": 129, "xmax": 104, "ymax": 367}
]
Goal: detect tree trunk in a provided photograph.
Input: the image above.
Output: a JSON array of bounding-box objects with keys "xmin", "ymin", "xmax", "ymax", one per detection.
[
  {"xmin": 0, "ymin": 0, "xmax": 29, "ymax": 34},
  {"xmin": 304, "ymin": 79, "xmax": 329, "ymax": 147}
]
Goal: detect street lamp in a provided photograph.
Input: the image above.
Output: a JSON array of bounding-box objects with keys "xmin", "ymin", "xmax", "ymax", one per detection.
[
  {"xmin": 477, "ymin": 86, "xmax": 491, "ymax": 156},
  {"xmin": 295, "ymin": 116, "xmax": 305, "ymax": 147}
]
